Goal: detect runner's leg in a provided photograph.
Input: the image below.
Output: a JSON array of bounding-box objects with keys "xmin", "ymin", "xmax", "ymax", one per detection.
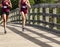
[
  {"xmin": 21, "ymin": 11, "xmax": 25, "ymax": 31},
  {"xmin": 2, "ymin": 14, "xmax": 7, "ymax": 33}
]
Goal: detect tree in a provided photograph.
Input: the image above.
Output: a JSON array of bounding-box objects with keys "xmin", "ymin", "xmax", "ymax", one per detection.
[
  {"xmin": 11, "ymin": 0, "xmax": 19, "ymax": 10},
  {"xmin": 29, "ymin": 0, "xmax": 35, "ymax": 5},
  {"xmin": 34, "ymin": 0, "xmax": 41, "ymax": 4}
]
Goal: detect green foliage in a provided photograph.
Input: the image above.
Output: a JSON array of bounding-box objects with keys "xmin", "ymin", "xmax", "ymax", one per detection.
[
  {"xmin": 11, "ymin": 0, "xmax": 19, "ymax": 10},
  {"xmin": 29, "ymin": 0, "xmax": 35, "ymax": 5}
]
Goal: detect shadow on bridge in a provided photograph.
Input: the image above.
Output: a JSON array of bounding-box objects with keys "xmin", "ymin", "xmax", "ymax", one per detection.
[{"xmin": 7, "ymin": 24, "xmax": 60, "ymax": 47}]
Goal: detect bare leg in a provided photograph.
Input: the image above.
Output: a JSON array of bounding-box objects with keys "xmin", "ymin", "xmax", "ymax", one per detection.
[
  {"xmin": 2, "ymin": 14, "xmax": 7, "ymax": 33},
  {"xmin": 24, "ymin": 14, "xmax": 27, "ymax": 26},
  {"xmin": 21, "ymin": 12, "xmax": 27, "ymax": 31},
  {"xmin": 1, "ymin": 14, "xmax": 9, "ymax": 25},
  {"xmin": 6, "ymin": 15, "xmax": 8, "ymax": 22}
]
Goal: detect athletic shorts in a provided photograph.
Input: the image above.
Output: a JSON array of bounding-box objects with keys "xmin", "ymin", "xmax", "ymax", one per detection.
[
  {"xmin": 20, "ymin": 8, "xmax": 28, "ymax": 14},
  {"xmin": 1, "ymin": 11, "xmax": 9, "ymax": 15}
]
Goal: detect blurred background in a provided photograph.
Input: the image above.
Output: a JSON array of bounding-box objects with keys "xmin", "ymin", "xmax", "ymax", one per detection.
[
  {"xmin": 0, "ymin": 0, "xmax": 60, "ymax": 15},
  {"xmin": 0, "ymin": 0, "xmax": 60, "ymax": 10}
]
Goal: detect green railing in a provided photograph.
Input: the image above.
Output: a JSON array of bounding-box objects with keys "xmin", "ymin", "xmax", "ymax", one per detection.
[{"xmin": 8, "ymin": 3, "xmax": 60, "ymax": 32}]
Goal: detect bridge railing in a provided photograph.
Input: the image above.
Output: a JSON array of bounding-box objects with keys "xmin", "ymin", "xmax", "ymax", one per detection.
[{"xmin": 8, "ymin": 3, "xmax": 60, "ymax": 32}]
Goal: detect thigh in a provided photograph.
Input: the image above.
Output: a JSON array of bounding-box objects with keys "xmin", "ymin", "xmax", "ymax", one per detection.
[
  {"xmin": 2, "ymin": 13, "xmax": 6, "ymax": 20},
  {"xmin": 20, "ymin": 11, "xmax": 25, "ymax": 16},
  {"xmin": 1, "ymin": 12, "xmax": 9, "ymax": 19}
]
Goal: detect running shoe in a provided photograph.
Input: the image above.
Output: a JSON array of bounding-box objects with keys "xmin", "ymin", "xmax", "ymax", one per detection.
[
  {"xmin": 22, "ymin": 27, "xmax": 24, "ymax": 31},
  {"xmin": 4, "ymin": 29, "xmax": 7, "ymax": 34}
]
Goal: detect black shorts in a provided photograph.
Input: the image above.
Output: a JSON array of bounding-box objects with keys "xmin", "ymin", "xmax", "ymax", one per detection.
[{"xmin": 1, "ymin": 12, "xmax": 9, "ymax": 15}]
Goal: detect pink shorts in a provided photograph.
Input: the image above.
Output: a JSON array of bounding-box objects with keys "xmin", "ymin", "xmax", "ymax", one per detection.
[{"xmin": 20, "ymin": 8, "xmax": 28, "ymax": 14}]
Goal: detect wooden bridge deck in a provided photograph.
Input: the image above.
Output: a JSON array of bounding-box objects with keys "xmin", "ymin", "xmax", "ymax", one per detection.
[{"xmin": 0, "ymin": 24, "xmax": 60, "ymax": 47}]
